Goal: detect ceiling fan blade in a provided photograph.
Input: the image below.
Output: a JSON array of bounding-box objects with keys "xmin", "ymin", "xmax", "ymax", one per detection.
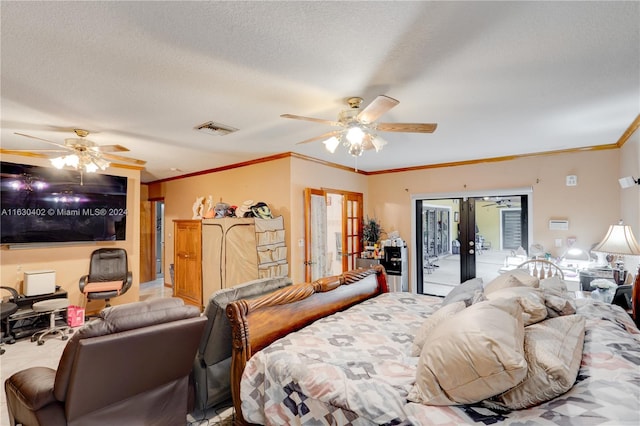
[
  {"xmin": 14, "ymin": 132, "xmax": 71, "ymax": 150},
  {"xmin": 357, "ymin": 95, "xmax": 399, "ymax": 123},
  {"xmin": 281, "ymin": 114, "xmax": 341, "ymax": 127},
  {"xmin": 92, "ymin": 144, "xmax": 130, "ymax": 153},
  {"xmin": 101, "ymin": 152, "xmax": 147, "ymax": 166},
  {"xmin": 2, "ymin": 148, "xmax": 69, "ymax": 154},
  {"xmin": 376, "ymin": 122, "xmax": 438, "ymax": 133},
  {"xmin": 0, "ymin": 149, "xmax": 69, "ymax": 158},
  {"xmin": 295, "ymin": 130, "xmax": 343, "ymax": 145}
]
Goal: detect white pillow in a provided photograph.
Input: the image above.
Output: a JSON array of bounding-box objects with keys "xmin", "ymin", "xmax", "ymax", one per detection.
[{"xmin": 408, "ymin": 298, "xmax": 527, "ymax": 405}]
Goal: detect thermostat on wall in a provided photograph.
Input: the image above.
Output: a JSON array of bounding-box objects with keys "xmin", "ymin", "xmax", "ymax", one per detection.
[{"xmin": 549, "ymin": 219, "xmax": 569, "ymax": 230}]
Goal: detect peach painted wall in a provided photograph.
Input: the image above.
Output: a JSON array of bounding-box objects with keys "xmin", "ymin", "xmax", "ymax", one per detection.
[
  {"xmin": 149, "ymin": 156, "xmax": 367, "ymax": 284},
  {"xmin": 367, "ymin": 149, "xmax": 623, "ymax": 289},
  {"xmin": 0, "ymin": 153, "xmax": 142, "ymax": 310},
  {"xmin": 157, "ymin": 158, "xmax": 292, "ymax": 283}
]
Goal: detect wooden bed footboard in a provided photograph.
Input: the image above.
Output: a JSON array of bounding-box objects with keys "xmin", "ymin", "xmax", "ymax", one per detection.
[{"xmin": 226, "ymin": 265, "xmax": 388, "ymax": 424}]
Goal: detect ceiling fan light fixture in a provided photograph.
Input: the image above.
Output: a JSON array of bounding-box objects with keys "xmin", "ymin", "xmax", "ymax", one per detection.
[
  {"xmin": 371, "ymin": 135, "xmax": 387, "ymax": 152},
  {"xmin": 345, "ymin": 125, "xmax": 365, "ymax": 145},
  {"xmin": 50, "ymin": 156, "xmax": 67, "ymax": 169},
  {"xmin": 50, "ymin": 152, "xmax": 110, "ymax": 173},
  {"xmin": 94, "ymin": 157, "xmax": 110, "ymax": 170},
  {"xmin": 323, "ymin": 136, "xmax": 340, "ymax": 153},
  {"xmin": 347, "ymin": 141, "xmax": 364, "ymax": 157},
  {"xmin": 84, "ymin": 162, "xmax": 99, "ymax": 173}
]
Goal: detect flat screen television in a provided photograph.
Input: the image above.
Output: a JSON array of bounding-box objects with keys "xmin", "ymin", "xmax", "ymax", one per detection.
[{"xmin": 1, "ymin": 161, "xmax": 128, "ymax": 245}]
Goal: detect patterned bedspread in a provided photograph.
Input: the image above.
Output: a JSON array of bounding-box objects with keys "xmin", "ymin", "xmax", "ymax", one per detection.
[{"xmin": 240, "ymin": 292, "xmax": 640, "ymax": 425}]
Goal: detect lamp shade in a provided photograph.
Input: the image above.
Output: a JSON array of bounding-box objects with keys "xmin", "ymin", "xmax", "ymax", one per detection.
[{"xmin": 592, "ymin": 224, "xmax": 640, "ymax": 256}]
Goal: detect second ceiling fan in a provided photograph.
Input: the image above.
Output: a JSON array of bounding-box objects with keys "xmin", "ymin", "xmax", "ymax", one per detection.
[
  {"xmin": 10, "ymin": 129, "xmax": 146, "ymax": 173},
  {"xmin": 281, "ymin": 95, "xmax": 437, "ymax": 157}
]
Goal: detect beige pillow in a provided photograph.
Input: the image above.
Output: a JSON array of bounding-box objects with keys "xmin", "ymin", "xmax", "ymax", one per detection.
[
  {"xmin": 544, "ymin": 293, "xmax": 577, "ymax": 318},
  {"xmin": 509, "ymin": 268, "xmax": 540, "ymax": 288},
  {"xmin": 411, "ymin": 301, "xmax": 466, "ymax": 356},
  {"xmin": 487, "ymin": 315, "xmax": 585, "ymax": 410},
  {"xmin": 484, "ymin": 269, "xmax": 541, "ymax": 295},
  {"xmin": 408, "ymin": 298, "xmax": 527, "ymax": 405},
  {"xmin": 485, "ymin": 286, "xmax": 548, "ymax": 326},
  {"xmin": 540, "ymin": 275, "xmax": 568, "ymax": 296}
]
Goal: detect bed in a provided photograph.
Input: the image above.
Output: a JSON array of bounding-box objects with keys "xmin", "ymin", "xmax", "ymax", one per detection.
[{"xmin": 226, "ymin": 266, "xmax": 640, "ymax": 425}]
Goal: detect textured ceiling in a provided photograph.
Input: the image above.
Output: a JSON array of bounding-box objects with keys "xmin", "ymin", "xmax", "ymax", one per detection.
[{"xmin": 1, "ymin": 1, "xmax": 638, "ymax": 183}]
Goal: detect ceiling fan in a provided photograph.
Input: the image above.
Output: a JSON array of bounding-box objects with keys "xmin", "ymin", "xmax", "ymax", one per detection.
[
  {"xmin": 281, "ymin": 95, "xmax": 437, "ymax": 158},
  {"xmin": 7, "ymin": 129, "xmax": 146, "ymax": 173},
  {"xmin": 482, "ymin": 197, "xmax": 518, "ymax": 208}
]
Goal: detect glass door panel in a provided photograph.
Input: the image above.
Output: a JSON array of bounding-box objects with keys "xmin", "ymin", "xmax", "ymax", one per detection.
[
  {"xmin": 304, "ymin": 188, "xmax": 363, "ymax": 281},
  {"xmin": 416, "ymin": 194, "xmax": 528, "ymax": 296}
]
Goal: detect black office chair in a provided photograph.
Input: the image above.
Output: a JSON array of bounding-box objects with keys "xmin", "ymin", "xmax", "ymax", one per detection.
[
  {"xmin": 1, "ymin": 287, "xmax": 19, "ymax": 354},
  {"xmin": 79, "ymin": 248, "xmax": 132, "ymax": 308}
]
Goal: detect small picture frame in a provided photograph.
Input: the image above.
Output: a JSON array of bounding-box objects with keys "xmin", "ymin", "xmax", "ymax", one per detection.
[{"xmin": 454, "ymin": 212, "xmax": 459, "ymax": 222}]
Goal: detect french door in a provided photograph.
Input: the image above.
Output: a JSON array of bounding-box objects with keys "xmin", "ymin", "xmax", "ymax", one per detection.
[
  {"xmin": 413, "ymin": 189, "xmax": 531, "ymax": 296},
  {"xmin": 303, "ymin": 188, "xmax": 363, "ymax": 281}
]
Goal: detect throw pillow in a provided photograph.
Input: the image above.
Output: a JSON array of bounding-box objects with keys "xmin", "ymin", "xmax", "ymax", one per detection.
[
  {"xmin": 410, "ymin": 301, "xmax": 466, "ymax": 356},
  {"xmin": 484, "ymin": 286, "xmax": 548, "ymax": 326},
  {"xmin": 544, "ymin": 293, "xmax": 577, "ymax": 318},
  {"xmin": 539, "ymin": 275, "xmax": 568, "ymax": 296},
  {"xmin": 486, "ymin": 315, "xmax": 585, "ymax": 410},
  {"xmin": 408, "ymin": 298, "xmax": 527, "ymax": 405},
  {"xmin": 441, "ymin": 277, "xmax": 483, "ymax": 307},
  {"xmin": 484, "ymin": 274, "xmax": 527, "ymax": 295}
]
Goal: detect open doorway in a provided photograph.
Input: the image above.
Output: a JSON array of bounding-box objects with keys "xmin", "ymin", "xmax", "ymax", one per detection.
[
  {"xmin": 140, "ymin": 198, "xmax": 166, "ymax": 287},
  {"xmin": 304, "ymin": 188, "xmax": 364, "ymax": 282},
  {"xmin": 411, "ymin": 188, "xmax": 532, "ymax": 296},
  {"xmin": 155, "ymin": 201, "xmax": 165, "ymax": 282}
]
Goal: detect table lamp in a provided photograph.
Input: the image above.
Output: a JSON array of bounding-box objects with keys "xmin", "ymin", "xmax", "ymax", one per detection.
[{"xmin": 591, "ymin": 221, "xmax": 640, "ymax": 285}]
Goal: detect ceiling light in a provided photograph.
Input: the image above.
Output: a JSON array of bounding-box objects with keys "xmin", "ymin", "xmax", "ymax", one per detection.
[
  {"xmin": 50, "ymin": 152, "xmax": 110, "ymax": 174},
  {"xmin": 345, "ymin": 125, "xmax": 365, "ymax": 145},
  {"xmin": 347, "ymin": 141, "xmax": 364, "ymax": 157},
  {"xmin": 370, "ymin": 135, "xmax": 387, "ymax": 152},
  {"xmin": 323, "ymin": 136, "xmax": 340, "ymax": 154},
  {"xmin": 322, "ymin": 122, "xmax": 383, "ymax": 159}
]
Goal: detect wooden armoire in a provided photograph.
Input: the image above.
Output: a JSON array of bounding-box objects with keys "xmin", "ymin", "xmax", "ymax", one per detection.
[{"xmin": 173, "ymin": 217, "xmax": 287, "ymax": 308}]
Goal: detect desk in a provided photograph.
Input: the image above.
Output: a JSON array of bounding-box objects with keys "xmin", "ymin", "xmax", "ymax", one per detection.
[{"xmin": 2, "ymin": 289, "xmax": 68, "ymax": 342}]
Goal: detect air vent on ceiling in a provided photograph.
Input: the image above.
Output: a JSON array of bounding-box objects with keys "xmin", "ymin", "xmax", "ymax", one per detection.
[{"xmin": 194, "ymin": 121, "xmax": 238, "ymax": 136}]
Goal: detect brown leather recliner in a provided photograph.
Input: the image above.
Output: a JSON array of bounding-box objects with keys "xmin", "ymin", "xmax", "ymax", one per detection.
[{"xmin": 5, "ymin": 298, "xmax": 206, "ymax": 426}]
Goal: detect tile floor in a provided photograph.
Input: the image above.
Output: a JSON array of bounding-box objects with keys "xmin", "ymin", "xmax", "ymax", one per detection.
[{"xmin": 1, "ymin": 279, "xmax": 234, "ymax": 426}]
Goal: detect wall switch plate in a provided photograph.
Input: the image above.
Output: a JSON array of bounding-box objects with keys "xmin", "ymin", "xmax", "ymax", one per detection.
[
  {"xmin": 566, "ymin": 175, "xmax": 577, "ymax": 186},
  {"xmin": 555, "ymin": 238, "xmax": 563, "ymax": 247}
]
